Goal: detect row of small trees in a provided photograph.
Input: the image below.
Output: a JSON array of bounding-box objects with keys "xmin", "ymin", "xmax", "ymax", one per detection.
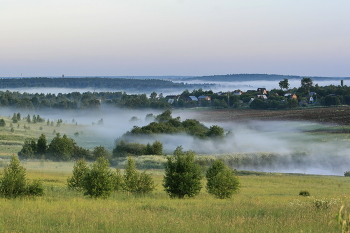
[
  {"xmin": 68, "ymin": 146, "xmax": 240, "ymax": 199},
  {"xmin": 67, "ymin": 157, "xmax": 155, "ymax": 198}
]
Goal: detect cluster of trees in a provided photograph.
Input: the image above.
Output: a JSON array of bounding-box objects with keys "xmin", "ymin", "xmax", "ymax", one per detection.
[
  {"xmin": 18, "ymin": 133, "xmax": 103, "ymax": 161},
  {"xmin": 67, "ymin": 157, "xmax": 155, "ymax": 198},
  {"xmin": 0, "ymin": 156, "xmax": 44, "ymax": 198},
  {"xmin": 163, "ymin": 146, "xmax": 240, "ymax": 199},
  {"xmin": 123, "ymin": 110, "xmax": 225, "ymax": 139},
  {"xmin": 113, "ymin": 140, "xmax": 163, "ymax": 157}
]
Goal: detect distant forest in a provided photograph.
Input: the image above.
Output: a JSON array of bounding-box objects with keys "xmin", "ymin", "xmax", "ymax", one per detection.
[
  {"xmin": 183, "ymin": 74, "xmax": 350, "ymax": 82},
  {"xmin": 0, "ymin": 77, "xmax": 207, "ymax": 90}
]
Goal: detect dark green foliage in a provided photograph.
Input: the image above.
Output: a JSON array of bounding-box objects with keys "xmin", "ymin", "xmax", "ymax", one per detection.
[
  {"xmin": 163, "ymin": 146, "xmax": 203, "ymax": 198},
  {"xmin": 124, "ymin": 110, "xmax": 218, "ymax": 139},
  {"xmin": 344, "ymin": 171, "xmax": 350, "ymax": 177},
  {"xmin": 26, "ymin": 180, "xmax": 44, "ymax": 196},
  {"xmin": 144, "ymin": 141, "xmax": 163, "ymax": 155},
  {"xmin": 112, "ymin": 168, "xmax": 124, "ymax": 191},
  {"xmin": 0, "ymin": 119, "xmax": 5, "ymax": 127},
  {"xmin": 47, "ymin": 133, "xmax": 76, "ymax": 160},
  {"xmin": 123, "ymin": 157, "xmax": 139, "ymax": 193},
  {"xmin": 113, "ymin": 140, "xmax": 146, "ymax": 157},
  {"xmin": 0, "ymin": 156, "xmax": 27, "ymax": 198},
  {"xmin": 206, "ymin": 160, "xmax": 240, "ymax": 199},
  {"xmin": 67, "ymin": 159, "xmax": 89, "ymax": 190},
  {"xmin": 0, "ymin": 156, "xmax": 44, "ymax": 198},
  {"xmin": 299, "ymin": 190, "xmax": 310, "ymax": 196},
  {"xmin": 19, "ymin": 133, "xmax": 89, "ymax": 161},
  {"xmin": 279, "ymin": 78, "xmax": 290, "ymax": 90},
  {"xmin": 12, "ymin": 113, "xmax": 18, "ymax": 123},
  {"xmin": 36, "ymin": 134, "xmax": 47, "ymax": 155},
  {"xmin": 206, "ymin": 125, "xmax": 225, "ymax": 138},
  {"xmin": 92, "ymin": 145, "xmax": 110, "ymax": 160},
  {"xmin": 18, "ymin": 138, "xmax": 37, "ymax": 159},
  {"xmin": 123, "ymin": 157, "xmax": 155, "ymax": 194},
  {"xmin": 83, "ymin": 157, "xmax": 115, "ymax": 198}
]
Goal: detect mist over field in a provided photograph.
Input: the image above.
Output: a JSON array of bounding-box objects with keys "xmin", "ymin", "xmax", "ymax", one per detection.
[{"xmin": 2, "ymin": 105, "xmax": 349, "ymax": 175}]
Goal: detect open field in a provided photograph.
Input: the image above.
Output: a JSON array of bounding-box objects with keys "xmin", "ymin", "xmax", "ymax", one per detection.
[
  {"xmin": 1, "ymin": 108, "xmax": 350, "ymax": 232},
  {"xmin": 1, "ymin": 162, "xmax": 350, "ymax": 232}
]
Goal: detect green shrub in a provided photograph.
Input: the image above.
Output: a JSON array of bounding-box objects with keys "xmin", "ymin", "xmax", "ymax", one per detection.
[
  {"xmin": 83, "ymin": 157, "xmax": 115, "ymax": 198},
  {"xmin": 206, "ymin": 159, "xmax": 240, "ymax": 199},
  {"xmin": 0, "ymin": 155, "xmax": 44, "ymax": 198},
  {"xmin": 163, "ymin": 146, "xmax": 203, "ymax": 198},
  {"xmin": 299, "ymin": 190, "xmax": 310, "ymax": 196},
  {"xmin": 123, "ymin": 157, "xmax": 155, "ymax": 194},
  {"xmin": 0, "ymin": 156, "xmax": 27, "ymax": 198},
  {"xmin": 344, "ymin": 171, "xmax": 350, "ymax": 177},
  {"xmin": 67, "ymin": 159, "xmax": 89, "ymax": 190},
  {"xmin": 26, "ymin": 180, "xmax": 44, "ymax": 196}
]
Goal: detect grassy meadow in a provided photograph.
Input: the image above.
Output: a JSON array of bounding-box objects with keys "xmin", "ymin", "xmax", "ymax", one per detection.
[{"xmin": 1, "ymin": 114, "xmax": 350, "ymax": 232}]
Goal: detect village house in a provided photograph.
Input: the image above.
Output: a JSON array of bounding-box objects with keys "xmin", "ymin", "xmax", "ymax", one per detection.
[
  {"xmin": 257, "ymin": 88, "xmax": 267, "ymax": 94},
  {"xmin": 284, "ymin": 93, "xmax": 298, "ymax": 99},
  {"xmin": 187, "ymin": 96, "xmax": 198, "ymax": 102}
]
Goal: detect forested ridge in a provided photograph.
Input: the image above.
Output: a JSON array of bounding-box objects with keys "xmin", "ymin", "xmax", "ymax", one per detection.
[{"xmin": 0, "ymin": 77, "xmax": 198, "ymax": 90}]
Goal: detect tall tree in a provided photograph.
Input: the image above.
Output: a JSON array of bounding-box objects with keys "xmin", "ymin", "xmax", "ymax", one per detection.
[
  {"xmin": 279, "ymin": 78, "xmax": 290, "ymax": 90},
  {"xmin": 301, "ymin": 77, "xmax": 313, "ymax": 94}
]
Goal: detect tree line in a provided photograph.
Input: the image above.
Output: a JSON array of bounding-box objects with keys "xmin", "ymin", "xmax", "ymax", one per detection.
[{"xmin": 1, "ymin": 148, "xmax": 240, "ymax": 200}]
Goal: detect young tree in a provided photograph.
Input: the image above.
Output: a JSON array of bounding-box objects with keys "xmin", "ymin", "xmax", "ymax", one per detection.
[
  {"xmin": 0, "ymin": 156, "xmax": 27, "ymax": 198},
  {"xmin": 83, "ymin": 157, "xmax": 114, "ymax": 198},
  {"xmin": 163, "ymin": 146, "xmax": 203, "ymax": 198},
  {"xmin": 123, "ymin": 157, "xmax": 155, "ymax": 194},
  {"xmin": 0, "ymin": 155, "xmax": 44, "ymax": 198},
  {"xmin": 301, "ymin": 77, "xmax": 313, "ymax": 94},
  {"xmin": 0, "ymin": 119, "xmax": 5, "ymax": 127},
  {"xmin": 18, "ymin": 138, "xmax": 37, "ymax": 159},
  {"xmin": 123, "ymin": 157, "xmax": 140, "ymax": 193},
  {"xmin": 12, "ymin": 113, "xmax": 18, "ymax": 123},
  {"xmin": 67, "ymin": 159, "xmax": 89, "ymax": 190},
  {"xmin": 36, "ymin": 133, "xmax": 47, "ymax": 156},
  {"xmin": 206, "ymin": 160, "xmax": 240, "ymax": 199}
]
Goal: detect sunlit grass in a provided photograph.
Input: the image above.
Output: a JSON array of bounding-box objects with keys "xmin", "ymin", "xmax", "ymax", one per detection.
[{"xmin": 1, "ymin": 161, "xmax": 350, "ymax": 232}]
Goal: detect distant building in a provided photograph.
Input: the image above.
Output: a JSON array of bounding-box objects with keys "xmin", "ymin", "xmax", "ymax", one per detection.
[
  {"xmin": 257, "ymin": 88, "xmax": 267, "ymax": 94},
  {"xmin": 187, "ymin": 96, "xmax": 198, "ymax": 102}
]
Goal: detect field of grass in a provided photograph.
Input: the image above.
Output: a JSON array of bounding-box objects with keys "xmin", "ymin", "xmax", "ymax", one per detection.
[
  {"xmin": 1, "ymin": 161, "xmax": 350, "ymax": 232},
  {"xmin": 2, "ymin": 111, "xmax": 350, "ymax": 232}
]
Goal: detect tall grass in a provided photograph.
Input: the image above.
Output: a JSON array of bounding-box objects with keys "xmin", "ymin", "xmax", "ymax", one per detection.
[{"xmin": 0, "ymin": 164, "xmax": 349, "ymax": 232}]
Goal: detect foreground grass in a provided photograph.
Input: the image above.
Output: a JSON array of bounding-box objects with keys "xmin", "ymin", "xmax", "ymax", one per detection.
[{"xmin": 1, "ymin": 163, "xmax": 350, "ymax": 232}]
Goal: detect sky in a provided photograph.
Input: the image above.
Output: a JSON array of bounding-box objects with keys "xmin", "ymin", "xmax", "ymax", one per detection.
[{"xmin": 1, "ymin": 0, "xmax": 350, "ymax": 77}]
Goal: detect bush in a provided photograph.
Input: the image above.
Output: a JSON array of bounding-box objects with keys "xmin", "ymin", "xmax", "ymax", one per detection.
[
  {"xmin": 299, "ymin": 190, "xmax": 310, "ymax": 196},
  {"xmin": 123, "ymin": 157, "xmax": 155, "ymax": 194},
  {"xmin": 26, "ymin": 180, "xmax": 44, "ymax": 196},
  {"xmin": 83, "ymin": 157, "xmax": 115, "ymax": 198},
  {"xmin": 0, "ymin": 156, "xmax": 27, "ymax": 198},
  {"xmin": 206, "ymin": 159, "xmax": 240, "ymax": 199},
  {"xmin": 0, "ymin": 155, "xmax": 44, "ymax": 198},
  {"xmin": 67, "ymin": 159, "xmax": 89, "ymax": 190},
  {"xmin": 163, "ymin": 146, "xmax": 203, "ymax": 198},
  {"xmin": 344, "ymin": 171, "xmax": 350, "ymax": 177}
]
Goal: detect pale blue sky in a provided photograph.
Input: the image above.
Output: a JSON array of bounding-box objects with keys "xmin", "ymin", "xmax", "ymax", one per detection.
[{"xmin": 1, "ymin": 0, "xmax": 349, "ymax": 77}]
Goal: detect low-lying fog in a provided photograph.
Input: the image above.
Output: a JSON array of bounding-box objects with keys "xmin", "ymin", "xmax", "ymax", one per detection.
[
  {"xmin": 2, "ymin": 107, "xmax": 350, "ymax": 176},
  {"xmin": 1, "ymin": 78, "xmax": 346, "ymax": 96}
]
